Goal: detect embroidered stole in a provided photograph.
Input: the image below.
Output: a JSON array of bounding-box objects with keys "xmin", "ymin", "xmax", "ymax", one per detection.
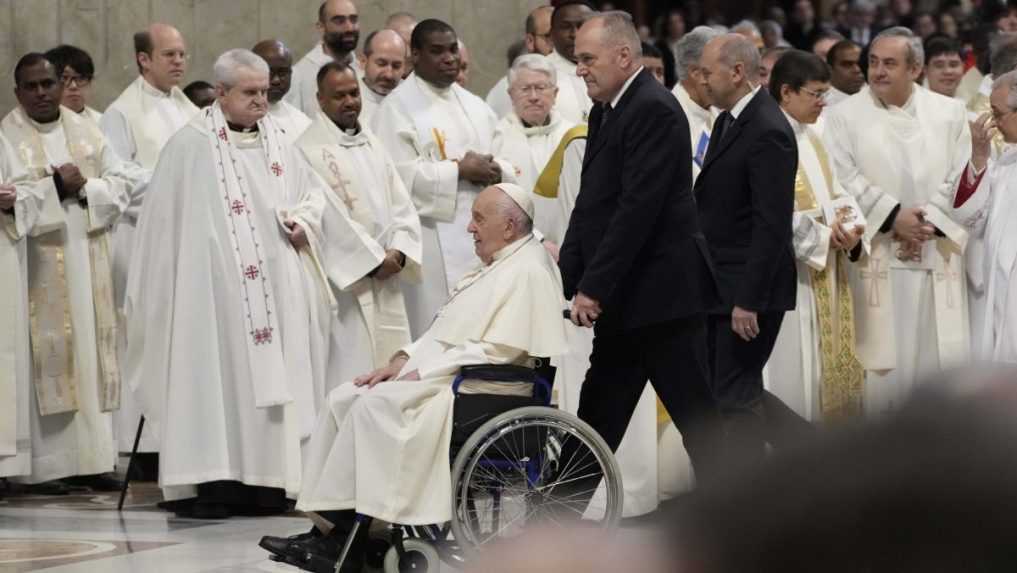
[
  {"xmin": 534, "ymin": 125, "xmax": 588, "ymax": 198},
  {"xmin": 797, "ymin": 130, "xmax": 865, "ymax": 419},
  {"xmin": 6, "ymin": 107, "xmax": 120, "ymax": 414}
]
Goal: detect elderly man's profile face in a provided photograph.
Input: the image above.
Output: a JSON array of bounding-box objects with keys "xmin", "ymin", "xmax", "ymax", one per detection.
[
  {"xmin": 575, "ymin": 19, "xmax": 634, "ymax": 103},
  {"xmin": 509, "ymin": 68, "xmax": 557, "ymax": 126},
  {"xmin": 468, "ymin": 188, "xmax": 518, "ymax": 265},
  {"xmin": 699, "ymin": 38, "xmax": 740, "ymax": 109},
  {"xmin": 218, "ymin": 68, "xmax": 269, "ymax": 127},
  {"xmin": 990, "ymin": 84, "xmax": 1017, "ymax": 143}
]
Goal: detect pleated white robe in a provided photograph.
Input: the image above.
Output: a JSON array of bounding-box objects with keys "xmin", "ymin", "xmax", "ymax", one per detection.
[
  {"xmin": 268, "ymin": 100, "xmax": 312, "ymax": 144},
  {"xmin": 102, "ymin": 76, "xmax": 197, "ymax": 453},
  {"xmin": 371, "ymin": 74, "xmax": 516, "ymax": 338},
  {"xmin": 296, "ymin": 114, "xmax": 424, "ymax": 388},
  {"xmin": 2, "ymin": 108, "xmax": 139, "ymax": 483},
  {"xmin": 297, "ymin": 235, "xmax": 568, "ymax": 524},
  {"xmin": 125, "ymin": 115, "xmax": 333, "ymax": 501},
  {"xmin": 824, "ymin": 86, "xmax": 971, "ymax": 414},
  {"xmin": 0, "ymin": 134, "xmax": 40, "ymax": 478}
]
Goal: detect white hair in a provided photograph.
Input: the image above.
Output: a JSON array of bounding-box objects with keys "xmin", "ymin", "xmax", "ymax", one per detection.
[
  {"xmin": 508, "ymin": 53, "xmax": 557, "ymax": 86},
  {"xmin": 213, "ymin": 48, "xmax": 269, "ymax": 88},
  {"xmin": 675, "ymin": 25, "xmax": 720, "ymax": 81},
  {"xmin": 872, "ymin": 26, "xmax": 924, "ymax": 68},
  {"xmin": 495, "ymin": 192, "xmax": 533, "ymax": 236},
  {"xmin": 732, "ymin": 19, "xmax": 761, "ymax": 38},
  {"xmin": 993, "ymin": 70, "xmax": 1017, "ymax": 111},
  {"xmin": 589, "ymin": 10, "xmax": 642, "ymax": 58}
]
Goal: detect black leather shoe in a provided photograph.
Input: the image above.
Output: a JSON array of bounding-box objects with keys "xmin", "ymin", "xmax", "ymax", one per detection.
[
  {"xmin": 64, "ymin": 473, "xmax": 124, "ymax": 492},
  {"xmin": 259, "ymin": 527, "xmax": 320, "ymax": 557},
  {"xmin": 265, "ymin": 533, "xmax": 363, "ymax": 573}
]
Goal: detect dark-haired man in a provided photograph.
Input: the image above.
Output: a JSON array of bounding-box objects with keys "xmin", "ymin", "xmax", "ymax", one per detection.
[
  {"xmin": 924, "ymin": 35, "xmax": 964, "ymax": 99},
  {"xmin": 101, "ymin": 22, "xmax": 197, "ymax": 460},
  {"xmin": 766, "ymin": 50, "xmax": 866, "ymax": 421},
  {"xmin": 3, "ymin": 53, "xmax": 143, "ymax": 492},
  {"xmin": 253, "ymin": 39, "xmax": 311, "ymax": 142},
  {"xmin": 45, "ymin": 45, "xmax": 101, "ymax": 126},
  {"xmin": 371, "ymin": 18, "xmax": 516, "ymax": 337},
  {"xmin": 486, "ymin": 5, "xmax": 554, "ymax": 119},
  {"xmin": 826, "ymin": 39, "xmax": 864, "ymax": 105},
  {"xmin": 549, "ymin": 0, "xmax": 596, "ymax": 123},
  {"xmin": 182, "ymin": 80, "xmax": 215, "ymax": 108},
  {"xmin": 288, "ymin": 0, "xmax": 362, "ymax": 115}
]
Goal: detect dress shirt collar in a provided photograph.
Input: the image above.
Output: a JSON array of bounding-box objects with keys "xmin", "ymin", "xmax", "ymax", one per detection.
[
  {"xmin": 609, "ymin": 66, "xmax": 644, "ymax": 109},
  {"xmin": 729, "ymin": 85, "xmax": 759, "ymax": 119}
]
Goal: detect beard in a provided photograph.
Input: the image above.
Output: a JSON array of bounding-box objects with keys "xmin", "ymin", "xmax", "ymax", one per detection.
[{"xmin": 324, "ymin": 30, "xmax": 359, "ymax": 56}]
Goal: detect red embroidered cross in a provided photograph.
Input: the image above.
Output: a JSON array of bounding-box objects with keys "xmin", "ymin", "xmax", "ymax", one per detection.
[
  {"xmin": 231, "ymin": 200, "xmax": 246, "ymax": 215},
  {"xmin": 243, "ymin": 265, "xmax": 260, "ymax": 280},
  {"xmin": 270, "ymin": 162, "xmax": 284, "ymax": 177},
  {"xmin": 253, "ymin": 327, "xmax": 273, "ymax": 345},
  {"xmin": 218, "ymin": 127, "xmax": 228, "ymax": 142}
]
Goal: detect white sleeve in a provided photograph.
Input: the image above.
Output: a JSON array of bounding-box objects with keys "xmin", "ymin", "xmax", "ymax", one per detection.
[
  {"xmin": 415, "ymin": 340, "xmax": 527, "ymax": 379},
  {"xmin": 99, "ymin": 107, "xmax": 137, "ymax": 163},
  {"xmin": 791, "ymin": 212, "xmax": 832, "ymax": 271}
]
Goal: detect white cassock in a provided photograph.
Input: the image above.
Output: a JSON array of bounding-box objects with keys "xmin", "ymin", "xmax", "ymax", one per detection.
[
  {"xmin": 297, "ymin": 234, "xmax": 568, "ymax": 524},
  {"xmin": 825, "ymin": 86, "xmax": 851, "ymax": 107},
  {"xmin": 288, "ymin": 45, "xmax": 361, "ymax": 116},
  {"xmin": 0, "ymin": 133, "xmax": 40, "ymax": 478},
  {"xmin": 371, "ymin": 74, "xmax": 516, "ymax": 337},
  {"xmin": 268, "ymin": 100, "xmax": 312, "ymax": 144},
  {"xmin": 953, "ymin": 147, "xmax": 1017, "ymax": 361},
  {"xmin": 956, "ymin": 66, "xmax": 984, "ymax": 107},
  {"xmin": 492, "ymin": 111, "xmax": 574, "ymax": 236},
  {"xmin": 2, "ymin": 106, "xmax": 141, "ymax": 483},
  {"xmin": 125, "ymin": 104, "xmax": 334, "ymax": 501},
  {"xmin": 548, "ymin": 50, "xmax": 592, "ymax": 124},
  {"xmin": 359, "ymin": 82, "xmax": 387, "ymax": 127},
  {"xmin": 296, "ymin": 112, "xmax": 424, "ymax": 387},
  {"xmin": 824, "ymin": 86, "xmax": 971, "ymax": 414},
  {"xmin": 79, "ymin": 107, "xmax": 103, "ymax": 128},
  {"xmin": 102, "ymin": 76, "xmax": 197, "ymax": 453},
  {"xmin": 534, "ymin": 130, "xmax": 693, "ymax": 516},
  {"xmin": 484, "ymin": 75, "xmax": 512, "ymax": 119},
  {"xmin": 767, "ymin": 115, "xmax": 868, "ymax": 421},
  {"xmin": 671, "ymin": 83, "xmax": 716, "ymax": 185}
]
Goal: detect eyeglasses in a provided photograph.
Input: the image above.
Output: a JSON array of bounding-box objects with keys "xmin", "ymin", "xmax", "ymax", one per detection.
[
  {"xmin": 799, "ymin": 86, "xmax": 830, "ymax": 101},
  {"xmin": 513, "ymin": 84, "xmax": 554, "ymax": 96},
  {"xmin": 61, "ymin": 74, "xmax": 92, "ymax": 87}
]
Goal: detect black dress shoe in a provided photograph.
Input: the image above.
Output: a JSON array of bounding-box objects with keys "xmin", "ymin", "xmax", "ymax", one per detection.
[
  {"xmin": 190, "ymin": 501, "xmax": 231, "ymax": 519},
  {"xmin": 259, "ymin": 527, "xmax": 321, "ymax": 556},
  {"xmin": 64, "ymin": 473, "xmax": 124, "ymax": 491},
  {"xmin": 265, "ymin": 532, "xmax": 363, "ymax": 573}
]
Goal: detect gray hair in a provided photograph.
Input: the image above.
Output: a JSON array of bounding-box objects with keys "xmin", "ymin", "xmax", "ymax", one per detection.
[
  {"xmin": 717, "ymin": 33, "xmax": 761, "ymax": 80},
  {"xmin": 732, "ymin": 19, "xmax": 761, "ymax": 38},
  {"xmin": 990, "ymin": 33, "xmax": 1017, "ymax": 77},
  {"xmin": 496, "ymin": 194, "xmax": 533, "ymax": 236},
  {"xmin": 675, "ymin": 25, "xmax": 720, "ymax": 81},
  {"xmin": 508, "ymin": 53, "xmax": 557, "ymax": 86},
  {"xmin": 588, "ymin": 10, "xmax": 642, "ymax": 58},
  {"xmin": 871, "ymin": 26, "xmax": 924, "ymax": 68},
  {"xmin": 213, "ymin": 48, "xmax": 269, "ymax": 89},
  {"xmin": 993, "ymin": 70, "xmax": 1017, "ymax": 111},
  {"xmin": 759, "ymin": 20, "xmax": 783, "ymax": 39}
]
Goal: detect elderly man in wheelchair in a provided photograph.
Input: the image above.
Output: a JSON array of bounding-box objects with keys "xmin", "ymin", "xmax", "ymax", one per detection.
[{"xmin": 259, "ymin": 183, "xmax": 622, "ymax": 573}]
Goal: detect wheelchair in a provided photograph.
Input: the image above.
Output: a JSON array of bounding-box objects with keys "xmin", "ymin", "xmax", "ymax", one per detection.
[{"xmin": 336, "ymin": 360, "xmax": 624, "ymax": 573}]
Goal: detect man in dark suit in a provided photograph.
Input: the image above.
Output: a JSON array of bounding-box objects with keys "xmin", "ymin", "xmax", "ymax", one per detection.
[
  {"xmin": 695, "ymin": 33, "xmax": 798, "ymax": 464},
  {"xmin": 558, "ymin": 10, "xmax": 722, "ymax": 480}
]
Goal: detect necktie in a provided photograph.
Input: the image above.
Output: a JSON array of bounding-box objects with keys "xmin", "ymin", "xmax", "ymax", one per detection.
[
  {"xmin": 600, "ymin": 103, "xmax": 613, "ymax": 129},
  {"xmin": 715, "ymin": 110, "xmax": 734, "ymax": 143}
]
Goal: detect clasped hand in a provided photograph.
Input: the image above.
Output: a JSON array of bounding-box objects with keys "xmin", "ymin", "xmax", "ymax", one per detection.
[
  {"xmin": 458, "ymin": 151, "xmax": 502, "ymax": 186},
  {"xmin": 569, "ymin": 292, "xmax": 602, "ymax": 328},
  {"xmin": 284, "ymin": 219, "xmax": 308, "ymax": 250},
  {"xmin": 892, "ymin": 206, "xmax": 934, "ymax": 244}
]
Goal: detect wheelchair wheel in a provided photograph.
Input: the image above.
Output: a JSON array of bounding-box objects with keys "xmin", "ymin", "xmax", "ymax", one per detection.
[
  {"xmin": 449, "ymin": 406, "xmax": 622, "ymax": 556},
  {"xmin": 383, "ymin": 538, "xmax": 440, "ymax": 572}
]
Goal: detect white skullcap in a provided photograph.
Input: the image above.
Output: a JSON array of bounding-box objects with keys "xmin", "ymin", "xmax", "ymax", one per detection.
[{"xmin": 493, "ymin": 182, "xmax": 535, "ymax": 221}]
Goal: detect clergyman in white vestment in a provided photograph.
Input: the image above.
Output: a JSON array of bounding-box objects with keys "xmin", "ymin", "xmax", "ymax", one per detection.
[
  {"xmin": 287, "ymin": 0, "xmax": 362, "ymax": 116},
  {"xmin": 547, "ymin": 3, "xmax": 595, "ymax": 124},
  {"xmin": 952, "ymin": 71, "xmax": 1017, "ymax": 361},
  {"xmin": 258, "ymin": 184, "xmax": 566, "ymax": 569},
  {"xmin": 765, "ymin": 51, "xmax": 868, "ymax": 422},
  {"xmin": 371, "ymin": 19, "xmax": 517, "ymax": 338},
  {"xmin": 0, "ymin": 132, "xmax": 40, "ymax": 479},
  {"xmin": 3, "ymin": 55, "xmax": 143, "ymax": 485},
  {"xmin": 485, "ymin": 6, "xmax": 555, "ymax": 120},
  {"xmin": 824, "ymin": 28, "xmax": 971, "ymax": 414},
  {"xmin": 356, "ymin": 29, "xmax": 407, "ymax": 126},
  {"xmin": 253, "ymin": 40, "xmax": 312, "ymax": 144},
  {"xmin": 671, "ymin": 26, "xmax": 720, "ymax": 184},
  {"xmin": 297, "ymin": 61, "xmax": 423, "ymax": 387},
  {"xmin": 125, "ymin": 51, "xmax": 335, "ymax": 514},
  {"xmin": 101, "ymin": 23, "xmax": 198, "ymax": 454}
]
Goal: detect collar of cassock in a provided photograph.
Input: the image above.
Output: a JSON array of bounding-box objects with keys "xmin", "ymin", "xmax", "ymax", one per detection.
[
  {"xmin": 227, "ymin": 121, "xmax": 259, "ymax": 133},
  {"xmin": 140, "ymin": 77, "xmax": 172, "ymax": 98},
  {"xmin": 514, "ymin": 112, "xmax": 561, "ymax": 136},
  {"xmin": 26, "ymin": 111, "xmax": 62, "ymax": 133}
]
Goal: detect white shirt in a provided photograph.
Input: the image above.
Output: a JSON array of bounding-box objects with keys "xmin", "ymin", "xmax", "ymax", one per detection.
[
  {"xmin": 728, "ymin": 85, "xmax": 760, "ymax": 119},
  {"xmin": 609, "ymin": 66, "xmax": 645, "ymax": 108}
]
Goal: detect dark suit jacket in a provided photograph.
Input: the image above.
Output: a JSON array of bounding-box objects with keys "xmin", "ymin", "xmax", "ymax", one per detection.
[
  {"xmin": 558, "ymin": 69, "xmax": 718, "ymax": 332},
  {"xmin": 694, "ymin": 89, "xmax": 797, "ymax": 315}
]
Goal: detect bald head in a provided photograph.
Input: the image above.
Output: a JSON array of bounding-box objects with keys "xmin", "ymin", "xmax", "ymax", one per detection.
[
  {"xmin": 386, "ymin": 11, "xmax": 417, "ymax": 46},
  {"xmin": 457, "ymin": 40, "xmax": 471, "ymax": 87},
  {"xmin": 526, "ymin": 6, "xmax": 555, "ymax": 55},
  {"xmin": 135, "ymin": 22, "xmax": 187, "ymax": 92},
  {"xmin": 700, "ymin": 34, "xmax": 761, "ymax": 110},
  {"xmin": 361, "ymin": 29, "xmax": 406, "ymax": 95},
  {"xmin": 318, "ymin": 0, "xmax": 360, "ymax": 57},
  {"xmin": 253, "ymin": 39, "xmax": 295, "ymax": 103}
]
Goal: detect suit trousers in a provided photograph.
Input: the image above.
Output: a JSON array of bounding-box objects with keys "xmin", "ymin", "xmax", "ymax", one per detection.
[
  {"xmin": 576, "ymin": 316, "xmax": 723, "ymax": 483},
  {"xmin": 706, "ymin": 311, "xmax": 786, "ymax": 466}
]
